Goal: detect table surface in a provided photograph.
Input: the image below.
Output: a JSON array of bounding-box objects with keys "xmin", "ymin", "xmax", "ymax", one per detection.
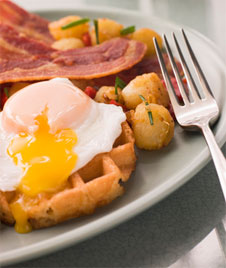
[{"xmin": 4, "ymin": 0, "xmax": 226, "ymax": 267}]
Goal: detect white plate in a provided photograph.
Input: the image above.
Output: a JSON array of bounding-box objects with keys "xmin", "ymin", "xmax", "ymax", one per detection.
[{"xmin": 1, "ymin": 6, "xmax": 226, "ymax": 266}]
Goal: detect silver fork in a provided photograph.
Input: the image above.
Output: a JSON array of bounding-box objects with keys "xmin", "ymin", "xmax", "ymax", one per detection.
[{"xmin": 153, "ymin": 29, "xmax": 226, "ymax": 201}]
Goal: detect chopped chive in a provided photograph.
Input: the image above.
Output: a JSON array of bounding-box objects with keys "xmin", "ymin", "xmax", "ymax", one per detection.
[
  {"xmin": 120, "ymin": 25, "xmax": 135, "ymax": 36},
  {"xmin": 115, "ymin": 77, "xmax": 126, "ymax": 101},
  {"xmin": 139, "ymin": 95, "xmax": 154, "ymax": 125},
  {"xmin": 148, "ymin": 111, "xmax": 154, "ymax": 125},
  {"xmin": 115, "ymin": 77, "xmax": 126, "ymax": 90},
  {"xmin": 4, "ymin": 88, "xmax": 9, "ymax": 98},
  {"xmin": 139, "ymin": 94, "xmax": 146, "ymax": 102},
  {"xmin": 139, "ymin": 94, "xmax": 149, "ymax": 105},
  {"xmin": 61, "ymin": 18, "xmax": 90, "ymax": 30},
  {"xmin": 94, "ymin": 19, "xmax": 99, "ymax": 44}
]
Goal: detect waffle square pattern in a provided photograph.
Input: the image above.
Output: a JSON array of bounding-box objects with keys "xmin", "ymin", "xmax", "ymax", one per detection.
[{"xmin": 0, "ymin": 122, "xmax": 136, "ymax": 230}]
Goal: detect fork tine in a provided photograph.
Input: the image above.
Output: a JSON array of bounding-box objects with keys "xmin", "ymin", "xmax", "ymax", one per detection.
[
  {"xmin": 172, "ymin": 32, "xmax": 201, "ymax": 102},
  {"xmin": 182, "ymin": 29, "xmax": 214, "ymax": 99},
  {"xmin": 153, "ymin": 37, "xmax": 180, "ymax": 112},
  {"xmin": 163, "ymin": 34, "xmax": 189, "ymax": 105}
]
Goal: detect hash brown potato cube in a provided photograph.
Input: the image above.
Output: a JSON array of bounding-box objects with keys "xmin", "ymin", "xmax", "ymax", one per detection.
[
  {"xmin": 90, "ymin": 18, "xmax": 123, "ymax": 45},
  {"xmin": 48, "ymin": 16, "xmax": 89, "ymax": 40},
  {"xmin": 122, "ymin": 73, "xmax": 169, "ymax": 110},
  {"xmin": 131, "ymin": 28, "xmax": 162, "ymax": 56},
  {"xmin": 52, "ymin": 38, "xmax": 84, "ymax": 50},
  {"xmin": 95, "ymin": 86, "xmax": 123, "ymax": 104},
  {"xmin": 131, "ymin": 102, "xmax": 174, "ymax": 150}
]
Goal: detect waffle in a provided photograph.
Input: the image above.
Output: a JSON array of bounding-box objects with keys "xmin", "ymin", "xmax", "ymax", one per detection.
[{"xmin": 0, "ymin": 122, "xmax": 136, "ymax": 230}]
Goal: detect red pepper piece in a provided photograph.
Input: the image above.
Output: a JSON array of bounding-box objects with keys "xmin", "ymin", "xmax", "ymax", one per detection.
[
  {"xmin": 84, "ymin": 86, "xmax": 97, "ymax": 99},
  {"xmin": 182, "ymin": 77, "xmax": 187, "ymax": 84},
  {"xmin": 82, "ymin": 32, "xmax": 92, "ymax": 46},
  {"xmin": 109, "ymin": 100, "xmax": 128, "ymax": 112},
  {"xmin": 170, "ymin": 77, "xmax": 183, "ymax": 101}
]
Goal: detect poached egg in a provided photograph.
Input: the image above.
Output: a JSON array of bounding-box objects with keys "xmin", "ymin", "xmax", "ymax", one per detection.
[{"xmin": 0, "ymin": 78, "xmax": 126, "ymax": 232}]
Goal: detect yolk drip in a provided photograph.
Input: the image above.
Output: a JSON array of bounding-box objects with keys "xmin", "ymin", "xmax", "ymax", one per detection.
[
  {"xmin": 8, "ymin": 110, "xmax": 78, "ymax": 233},
  {"xmin": 10, "ymin": 202, "xmax": 32, "ymax": 233}
]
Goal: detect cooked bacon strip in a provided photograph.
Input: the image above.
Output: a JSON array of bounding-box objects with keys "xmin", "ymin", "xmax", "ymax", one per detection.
[
  {"xmin": 0, "ymin": 24, "xmax": 146, "ymax": 83},
  {"xmin": 0, "ymin": 0, "xmax": 53, "ymax": 44},
  {"xmin": 76, "ymin": 55, "xmax": 183, "ymax": 89},
  {"xmin": 0, "ymin": 23, "xmax": 55, "ymax": 78}
]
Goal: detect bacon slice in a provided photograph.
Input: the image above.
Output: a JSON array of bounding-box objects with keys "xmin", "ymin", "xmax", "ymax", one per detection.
[
  {"xmin": 0, "ymin": 23, "xmax": 146, "ymax": 83},
  {"xmin": 73, "ymin": 55, "xmax": 183, "ymax": 89},
  {"xmin": 0, "ymin": 0, "xmax": 53, "ymax": 44}
]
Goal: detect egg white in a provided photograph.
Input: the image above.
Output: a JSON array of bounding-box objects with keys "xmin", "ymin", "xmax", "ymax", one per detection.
[
  {"xmin": 0, "ymin": 117, "xmax": 21, "ymax": 191},
  {"xmin": 54, "ymin": 78, "xmax": 126, "ymax": 172}
]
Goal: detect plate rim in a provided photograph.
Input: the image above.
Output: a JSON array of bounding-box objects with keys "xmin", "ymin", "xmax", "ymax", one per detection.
[{"xmin": 1, "ymin": 5, "xmax": 226, "ymax": 266}]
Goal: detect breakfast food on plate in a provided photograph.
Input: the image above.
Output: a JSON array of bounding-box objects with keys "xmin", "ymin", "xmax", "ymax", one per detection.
[
  {"xmin": 52, "ymin": 37, "xmax": 85, "ymax": 50},
  {"xmin": 131, "ymin": 28, "xmax": 163, "ymax": 57},
  {"xmin": 94, "ymin": 86, "xmax": 124, "ymax": 105},
  {"xmin": 0, "ymin": 24, "xmax": 146, "ymax": 83},
  {"xmin": 0, "ymin": 78, "xmax": 136, "ymax": 232},
  {"xmin": 90, "ymin": 18, "xmax": 123, "ymax": 45},
  {"xmin": 48, "ymin": 16, "xmax": 90, "ymax": 40},
  {"xmin": 0, "ymin": 0, "xmax": 53, "ymax": 43},
  {"xmin": 122, "ymin": 73, "xmax": 169, "ymax": 109},
  {"xmin": 129, "ymin": 102, "xmax": 174, "ymax": 150},
  {"xmin": 0, "ymin": 0, "xmax": 178, "ymax": 233}
]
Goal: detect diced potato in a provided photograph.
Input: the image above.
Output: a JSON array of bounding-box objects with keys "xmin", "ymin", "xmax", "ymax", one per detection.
[
  {"xmin": 131, "ymin": 102, "xmax": 174, "ymax": 150},
  {"xmin": 48, "ymin": 16, "xmax": 89, "ymax": 40},
  {"xmin": 52, "ymin": 38, "xmax": 84, "ymax": 50},
  {"xmin": 94, "ymin": 86, "xmax": 123, "ymax": 104},
  {"xmin": 131, "ymin": 28, "xmax": 162, "ymax": 56},
  {"xmin": 9, "ymin": 82, "xmax": 30, "ymax": 96},
  {"xmin": 122, "ymin": 73, "xmax": 169, "ymax": 110},
  {"xmin": 90, "ymin": 18, "xmax": 123, "ymax": 45}
]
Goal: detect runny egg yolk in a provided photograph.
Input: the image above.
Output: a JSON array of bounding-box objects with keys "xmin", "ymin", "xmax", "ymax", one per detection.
[{"xmin": 8, "ymin": 109, "xmax": 78, "ymax": 233}]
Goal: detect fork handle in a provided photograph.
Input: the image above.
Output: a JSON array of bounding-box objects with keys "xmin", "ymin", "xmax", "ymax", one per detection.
[{"xmin": 201, "ymin": 123, "xmax": 226, "ymax": 200}]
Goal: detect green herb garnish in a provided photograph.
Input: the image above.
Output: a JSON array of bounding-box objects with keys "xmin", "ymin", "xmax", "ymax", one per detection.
[
  {"xmin": 4, "ymin": 88, "xmax": 9, "ymax": 98},
  {"xmin": 139, "ymin": 94, "xmax": 147, "ymax": 103},
  {"xmin": 61, "ymin": 18, "xmax": 90, "ymax": 30},
  {"xmin": 148, "ymin": 111, "xmax": 154, "ymax": 125},
  {"xmin": 115, "ymin": 77, "xmax": 126, "ymax": 90},
  {"xmin": 120, "ymin": 25, "xmax": 135, "ymax": 36},
  {"xmin": 139, "ymin": 95, "xmax": 154, "ymax": 125},
  {"xmin": 115, "ymin": 77, "xmax": 127, "ymax": 99},
  {"xmin": 94, "ymin": 19, "xmax": 99, "ymax": 44}
]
